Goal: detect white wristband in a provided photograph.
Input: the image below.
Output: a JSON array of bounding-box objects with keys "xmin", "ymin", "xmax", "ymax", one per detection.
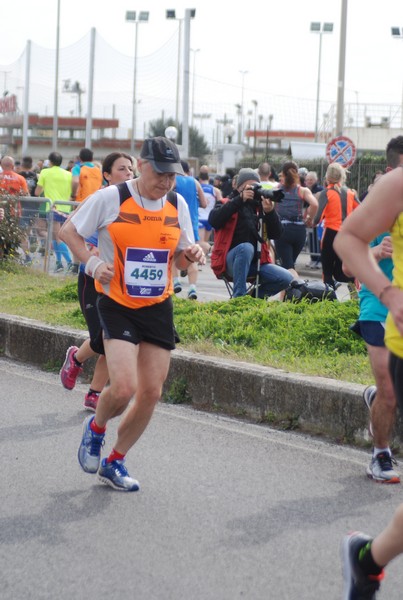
[{"xmin": 85, "ymin": 255, "xmax": 105, "ymax": 279}]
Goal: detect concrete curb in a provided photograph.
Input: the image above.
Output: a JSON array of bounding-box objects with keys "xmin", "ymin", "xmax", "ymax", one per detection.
[{"xmin": 0, "ymin": 312, "xmax": 379, "ymax": 445}]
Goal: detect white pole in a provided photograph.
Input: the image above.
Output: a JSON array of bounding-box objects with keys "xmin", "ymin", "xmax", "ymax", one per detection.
[
  {"xmin": 85, "ymin": 28, "xmax": 96, "ymax": 148},
  {"xmin": 314, "ymin": 31, "xmax": 323, "ymax": 142},
  {"xmin": 175, "ymin": 20, "xmax": 182, "ymax": 125},
  {"xmin": 240, "ymin": 70, "xmax": 248, "ymax": 143},
  {"xmin": 181, "ymin": 9, "xmax": 191, "ymax": 157},
  {"xmin": 336, "ymin": 0, "xmax": 348, "ymax": 136},
  {"xmin": 131, "ymin": 20, "xmax": 139, "ymax": 155},
  {"xmin": 191, "ymin": 49, "xmax": 199, "ymax": 128},
  {"xmin": 22, "ymin": 40, "xmax": 31, "ymax": 156},
  {"xmin": 52, "ymin": 0, "xmax": 60, "ymax": 150}
]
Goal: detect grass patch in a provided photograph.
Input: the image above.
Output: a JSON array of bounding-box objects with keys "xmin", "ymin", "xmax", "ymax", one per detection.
[
  {"xmin": 0, "ymin": 264, "xmax": 370, "ymax": 383},
  {"xmin": 163, "ymin": 377, "xmax": 192, "ymax": 404}
]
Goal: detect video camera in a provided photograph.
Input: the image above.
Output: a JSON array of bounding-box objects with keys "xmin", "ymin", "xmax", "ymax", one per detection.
[{"xmin": 250, "ymin": 184, "xmax": 284, "ymax": 203}]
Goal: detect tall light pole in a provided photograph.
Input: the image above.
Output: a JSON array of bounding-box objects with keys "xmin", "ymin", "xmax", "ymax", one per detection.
[
  {"xmin": 190, "ymin": 48, "xmax": 200, "ymax": 128},
  {"xmin": 336, "ymin": 0, "xmax": 348, "ymax": 136},
  {"xmin": 85, "ymin": 28, "xmax": 96, "ymax": 148},
  {"xmin": 235, "ymin": 103, "xmax": 242, "ymax": 143},
  {"xmin": 391, "ymin": 27, "xmax": 403, "ymax": 127},
  {"xmin": 251, "ymin": 99, "xmax": 258, "ymax": 159},
  {"xmin": 52, "ymin": 0, "xmax": 61, "ymax": 150},
  {"xmin": 0, "ymin": 70, "xmax": 12, "ymax": 95},
  {"xmin": 22, "ymin": 41, "xmax": 31, "ymax": 157},
  {"xmin": 239, "ymin": 70, "xmax": 248, "ymax": 144},
  {"xmin": 310, "ymin": 21, "xmax": 333, "ymax": 142},
  {"xmin": 193, "ymin": 112, "xmax": 211, "ymax": 132},
  {"xmin": 181, "ymin": 9, "xmax": 192, "ymax": 157},
  {"xmin": 126, "ymin": 10, "xmax": 149, "ymax": 154},
  {"xmin": 166, "ymin": 9, "xmax": 196, "ymax": 126},
  {"xmin": 265, "ymin": 114, "xmax": 273, "ymax": 159}
]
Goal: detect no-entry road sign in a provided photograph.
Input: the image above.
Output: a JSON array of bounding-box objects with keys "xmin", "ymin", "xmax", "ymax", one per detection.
[{"xmin": 326, "ymin": 135, "xmax": 357, "ymax": 168}]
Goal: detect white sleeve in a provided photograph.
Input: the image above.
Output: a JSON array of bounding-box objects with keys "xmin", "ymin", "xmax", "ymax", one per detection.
[
  {"xmin": 70, "ymin": 187, "xmax": 120, "ymax": 238},
  {"xmin": 176, "ymin": 193, "xmax": 195, "ymax": 249}
]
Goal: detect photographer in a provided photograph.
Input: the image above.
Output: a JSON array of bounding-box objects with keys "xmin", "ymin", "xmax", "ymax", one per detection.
[{"xmin": 208, "ymin": 168, "xmax": 293, "ymax": 298}]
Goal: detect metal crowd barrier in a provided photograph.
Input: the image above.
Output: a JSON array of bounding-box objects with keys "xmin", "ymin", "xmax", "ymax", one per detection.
[{"xmin": 1, "ymin": 197, "xmax": 78, "ymax": 274}]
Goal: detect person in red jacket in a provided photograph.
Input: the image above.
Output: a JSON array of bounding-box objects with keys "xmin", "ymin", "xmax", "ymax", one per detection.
[{"xmin": 209, "ymin": 168, "xmax": 293, "ymax": 298}]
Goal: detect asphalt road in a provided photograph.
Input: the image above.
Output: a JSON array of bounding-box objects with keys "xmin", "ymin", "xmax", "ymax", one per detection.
[{"xmin": 1, "ymin": 358, "xmax": 403, "ymax": 600}]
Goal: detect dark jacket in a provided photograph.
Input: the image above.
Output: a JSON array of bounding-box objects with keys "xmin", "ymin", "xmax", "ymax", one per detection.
[{"xmin": 208, "ymin": 192, "xmax": 283, "ymax": 253}]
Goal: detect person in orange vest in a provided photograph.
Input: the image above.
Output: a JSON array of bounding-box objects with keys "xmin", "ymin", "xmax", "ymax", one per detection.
[
  {"xmin": 71, "ymin": 147, "xmax": 103, "ymax": 203},
  {"xmin": 0, "ymin": 155, "xmax": 30, "ymax": 261},
  {"xmin": 60, "ymin": 136, "xmax": 205, "ymax": 492},
  {"xmin": 70, "ymin": 148, "xmax": 103, "ymax": 273},
  {"xmin": 313, "ymin": 162, "xmax": 360, "ymax": 294}
]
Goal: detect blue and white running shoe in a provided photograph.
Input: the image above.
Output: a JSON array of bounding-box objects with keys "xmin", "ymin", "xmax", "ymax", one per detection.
[
  {"xmin": 98, "ymin": 459, "xmax": 140, "ymax": 492},
  {"xmin": 78, "ymin": 415, "xmax": 104, "ymax": 473}
]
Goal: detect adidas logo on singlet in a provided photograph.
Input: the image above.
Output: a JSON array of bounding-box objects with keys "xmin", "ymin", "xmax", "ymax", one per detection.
[{"xmin": 142, "ymin": 252, "xmax": 157, "ymax": 262}]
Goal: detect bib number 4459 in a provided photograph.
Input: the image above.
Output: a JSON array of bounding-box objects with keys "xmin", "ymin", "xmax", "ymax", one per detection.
[{"xmin": 130, "ymin": 267, "xmax": 163, "ymax": 281}]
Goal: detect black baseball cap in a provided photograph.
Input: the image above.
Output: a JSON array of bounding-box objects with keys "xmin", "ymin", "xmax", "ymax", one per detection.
[{"xmin": 140, "ymin": 136, "xmax": 184, "ymax": 175}]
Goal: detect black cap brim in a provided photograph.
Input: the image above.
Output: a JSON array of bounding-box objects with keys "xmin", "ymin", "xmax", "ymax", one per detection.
[{"xmin": 150, "ymin": 159, "xmax": 184, "ymax": 176}]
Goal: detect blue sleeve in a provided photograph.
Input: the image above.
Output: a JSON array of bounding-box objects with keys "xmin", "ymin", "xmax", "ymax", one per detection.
[{"xmin": 85, "ymin": 234, "xmax": 98, "ymax": 247}]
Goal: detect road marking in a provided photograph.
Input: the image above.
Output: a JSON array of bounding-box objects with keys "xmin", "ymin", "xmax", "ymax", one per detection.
[{"xmin": 156, "ymin": 405, "xmax": 367, "ymax": 466}]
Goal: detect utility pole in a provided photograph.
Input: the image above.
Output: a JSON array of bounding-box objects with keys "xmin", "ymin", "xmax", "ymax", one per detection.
[{"xmin": 336, "ymin": 0, "xmax": 348, "ymax": 136}]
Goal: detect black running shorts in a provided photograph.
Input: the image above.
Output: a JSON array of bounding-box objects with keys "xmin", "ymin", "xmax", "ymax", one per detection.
[{"xmin": 96, "ymin": 294, "xmax": 178, "ymax": 351}]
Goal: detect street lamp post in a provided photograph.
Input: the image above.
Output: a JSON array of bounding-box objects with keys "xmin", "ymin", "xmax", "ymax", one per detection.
[
  {"xmin": 223, "ymin": 124, "xmax": 236, "ymax": 144},
  {"xmin": 165, "ymin": 125, "xmax": 178, "ymax": 142},
  {"xmin": 166, "ymin": 9, "xmax": 196, "ymax": 127},
  {"xmin": 235, "ymin": 103, "xmax": 242, "ymax": 143},
  {"xmin": 336, "ymin": 0, "xmax": 348, "ymax": 136},
  {"xmin": 193, "ymin": 112, "xmax": 211, "ymax": 133},
  {"xmin": 251, "ymin": 99, "xmax": 258, "ymax": 159},
  {"xmin": 52, "ymin": 0, "xmax": 61, "ymax": 150},
  {"xmin": 126, "ymin": 10, "xmax": 149, "ymax": 154},
  {"xmin": 190, "ymin": 48, "xmax": 200, "ymax": 128},
  {"xmin": 310, "ymin": 21, "xmax": 333, "ymax": 142},
  {"xmin": 239, "ymin": 70, "xmax": 248, "ymax": 143},
  {"xmin": 391, "ymin": 27, "xmax": 403, "ymax": 127},
  {"xmin": 265, "ymin": 114, "xmax": 273, "ymax": 159}
]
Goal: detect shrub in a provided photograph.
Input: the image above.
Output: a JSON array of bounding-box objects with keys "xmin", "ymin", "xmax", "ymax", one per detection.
[{"xmin": 0, "ymin": 196, "xmax": 24, "ymax": 261}]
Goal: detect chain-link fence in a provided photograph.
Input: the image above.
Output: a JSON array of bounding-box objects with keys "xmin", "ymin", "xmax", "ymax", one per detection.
[
  {"xmin": 238, "ymin": 159, "xmax": 387, "ymax": 197},
  {"xmin": 0, "ymin": 197, "xmax": 78, "ymax": 273}
]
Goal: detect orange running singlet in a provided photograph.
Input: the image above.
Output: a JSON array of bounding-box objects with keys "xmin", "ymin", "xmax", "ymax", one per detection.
[
  {"xmin": 95, "ymin": 193, "xmax": 181, "ymax": 309},
  {"xmin": 76, "ymin": 165, "xmax": 103, "ymax": 202}
]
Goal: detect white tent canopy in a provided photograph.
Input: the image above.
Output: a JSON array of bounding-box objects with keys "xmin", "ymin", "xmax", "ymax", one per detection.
[{"xmin": 290, "ymin": 141, "xmax": 327, "ymax": 161}]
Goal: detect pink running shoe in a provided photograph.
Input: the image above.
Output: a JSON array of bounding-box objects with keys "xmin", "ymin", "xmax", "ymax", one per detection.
[
  {"xmin": 60, "ymin": 346, "xmax": 82, "ymax": 390},
  {"xmin": 84, "ymin": 391, "xmax": 99, "ymax": 412}
]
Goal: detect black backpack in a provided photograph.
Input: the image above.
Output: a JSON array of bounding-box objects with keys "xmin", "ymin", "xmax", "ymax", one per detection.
[{"xmin": 283, "ymin": 278, "xmax": 337, "ymax": 303}]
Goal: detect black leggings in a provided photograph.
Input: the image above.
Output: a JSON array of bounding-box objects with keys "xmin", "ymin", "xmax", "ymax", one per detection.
[
  {"xmin": 320, "ymin": 227, "xmax": 354, "ymax": 286},
  {"xmin": 77, "ymin": 271, "xmax": 104, "ymax": 354},
  {"xmin": 275, "ymin": 223, "xmax": 307, "ymax": 270},
  {"xmin": 389, "ymin": 353, "xmax": 403, "ymax": 414}
]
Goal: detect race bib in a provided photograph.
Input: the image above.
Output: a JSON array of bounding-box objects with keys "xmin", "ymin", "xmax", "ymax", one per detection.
[{"xmin": 124, "ymin": 248, "xmax": 169, "ymax": 297}]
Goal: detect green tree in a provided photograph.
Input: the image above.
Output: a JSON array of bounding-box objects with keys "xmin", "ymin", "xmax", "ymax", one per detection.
[{"xmin": 148, "ymin": 118, "xmax": 210, "ymax": 161}]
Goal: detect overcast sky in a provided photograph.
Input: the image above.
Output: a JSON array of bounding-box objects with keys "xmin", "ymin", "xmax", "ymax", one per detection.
[{"xmin": 1, "ymin": 0, "xmax": 403, "ymax": 136}]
